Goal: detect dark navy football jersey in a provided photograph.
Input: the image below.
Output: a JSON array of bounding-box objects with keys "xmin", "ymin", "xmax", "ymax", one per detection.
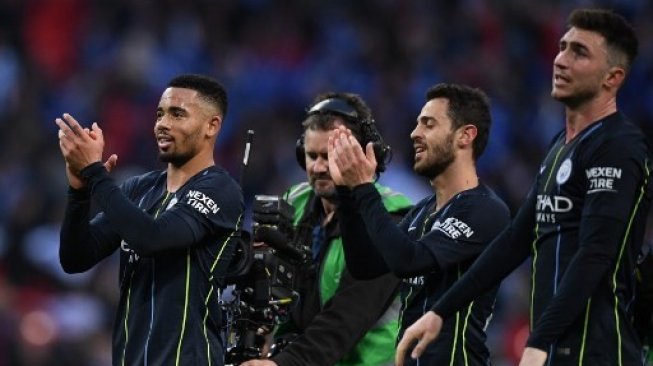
[
  {"xmin": 527, "ymin": 112, "xmax": 653, "ymax": 365},
  {"xmin": 397, "ymin": 183, "xmax": 510, "ymax": 365},
  {"xmin": 433, "ymin": 112, "xmax": 653, "ymax": 366},
  {"xmin": 62, "ymin": 165, "xmax": 243, "ymax": 366}
]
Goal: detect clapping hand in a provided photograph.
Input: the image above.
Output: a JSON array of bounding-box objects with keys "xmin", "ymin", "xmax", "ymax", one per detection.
[
  {"xmin": 327, "ymin": 126, "xmax": 376, "ymax": 188},
  {"xmin": 56, "ymin": 113, "xmax": 117, "ymax": 188}
]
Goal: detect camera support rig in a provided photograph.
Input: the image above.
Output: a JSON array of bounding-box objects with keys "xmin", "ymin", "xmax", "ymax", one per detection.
[{"xmin": 222, "ymin": 195, "xmax": 311, "ymax": 365}]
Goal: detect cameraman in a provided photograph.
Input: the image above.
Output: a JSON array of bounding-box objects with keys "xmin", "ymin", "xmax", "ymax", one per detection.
[{"xmin": 242, "ymin": 93, "xmax": 412, "ymax": 366}]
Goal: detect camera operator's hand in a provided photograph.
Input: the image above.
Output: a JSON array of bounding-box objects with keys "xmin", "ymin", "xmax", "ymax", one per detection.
[
  {"xmin": 240, "ymin": 359, "xmax": 277, "ymax": 366},
  {"xmin": 258, "ymin": 332, "xmax": 274, "ymax": 357}
]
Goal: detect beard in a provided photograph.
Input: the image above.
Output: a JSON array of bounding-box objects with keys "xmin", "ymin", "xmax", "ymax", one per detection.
[
  {"xmin": 414, "ymin": 133, "xmax": 455, "ymax": 180},
  {"xmin": 552, "ymin": 87, "xmax": 598, "ymax": 109},
  {"xmin": 310, "ymin": 175, "xmax": 338, "ymax": 200},
  {"xmin": 159, "ymin": 150, "xmax": 194, "ymax": 167},
  {"xmin": 157, "ymin": 130, "xmax": 201, "ymax": 167},
  {"xmin": 551, "ymin": 73, "xmax": 603, "ymax": 109}
]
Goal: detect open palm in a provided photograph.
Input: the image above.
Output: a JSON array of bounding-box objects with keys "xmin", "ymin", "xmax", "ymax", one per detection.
[
  {"xmin": 327, "ymin": 133, "xmax": 346, "ymax": 186},
  {"xmin": 327, "ymin": 127, "xmax": 376, "ymax": 188}
]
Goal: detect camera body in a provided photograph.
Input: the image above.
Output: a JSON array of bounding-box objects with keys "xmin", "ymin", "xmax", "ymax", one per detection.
[{"xmin": 223, "ymin": 195, "xmax": 311, "ymax": 365}]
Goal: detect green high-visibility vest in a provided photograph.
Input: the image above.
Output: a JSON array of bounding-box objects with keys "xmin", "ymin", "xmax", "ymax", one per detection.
[{"xmin": 284, "ymin": 182, "xmax": 412, "ymax": 366}]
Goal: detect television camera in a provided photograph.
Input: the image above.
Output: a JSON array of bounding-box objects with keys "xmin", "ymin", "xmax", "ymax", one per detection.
[{"xmin": 222, "ymin": 195, "xmax": 311, "ymax": 365}]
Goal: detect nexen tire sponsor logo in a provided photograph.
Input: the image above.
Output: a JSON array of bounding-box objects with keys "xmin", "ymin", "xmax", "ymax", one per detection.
[
  {"xmin": 186, "ymin": 190, "xmax": 220, "ymax": 215},
  {"xmin": 586, "ymin": 166, "xmax": 621, "ymax": 193},
  {"xmin": 431, "ymin": 217, "xmax": 474, "ymax": 239},
  {"xmin": 586, "ymin": 167, "xmax": 622, "ymax": 179}
]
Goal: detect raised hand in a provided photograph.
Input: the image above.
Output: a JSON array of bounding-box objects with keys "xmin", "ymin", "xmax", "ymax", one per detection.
[
  {"xmin": 56, "ymin": 113, "xmax": 117, "ymax": 188},
  {"xmin": 327, "ymin": 126, "xmax": 376, "ymax": 188},
  {"xmin": 56, "ymin": 113, "xmax": 106, "ymax": 172},
  {"xmin": 327, "ymin": 131, "xmax": 345, "ymax": 186}
]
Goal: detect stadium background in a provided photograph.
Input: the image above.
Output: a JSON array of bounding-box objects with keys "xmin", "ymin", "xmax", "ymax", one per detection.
[{"xmin": 0, "ymin": 0, "xmax": 651, "ymax": 365}]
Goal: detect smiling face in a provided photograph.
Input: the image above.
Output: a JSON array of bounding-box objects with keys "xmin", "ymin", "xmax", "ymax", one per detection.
[
  {"xmin": 552, "ymin": 27, "xmax": 612, "ymax": 107},
  {"xmin": 154, "ymin": 87, "xmax": 217, "ymax": 167},
  {"xmin": 410, "ymin": 98, "xmax": 456, "ymax": 180}
]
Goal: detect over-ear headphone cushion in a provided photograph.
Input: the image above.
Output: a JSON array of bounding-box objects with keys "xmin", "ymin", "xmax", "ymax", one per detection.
[
  {"xmin": 295, "ymin": 97, "xmax": 390, "ymax": 173},
  {"xmin": 372, "ymin": 143, "xmax": 387, "ymax": 172},
  {"xmin": 295, "ymin": 133, "xmax": 388, "ymax": 173}
]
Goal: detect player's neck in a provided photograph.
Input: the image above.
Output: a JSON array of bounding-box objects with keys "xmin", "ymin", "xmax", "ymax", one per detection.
[
  {"xmin": 564, "ymin": 95, "xmax": 617, "ymax": 143},
  {"xmin": 431, "ymin": 160, "xmax": 478, "ymax": 211},
  {"xmin": 166, "ymin": 151, "xmax": 215, "ymax": 192}
]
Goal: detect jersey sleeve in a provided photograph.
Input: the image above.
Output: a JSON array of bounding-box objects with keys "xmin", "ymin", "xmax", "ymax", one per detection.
[
  {"xmin": 345, "ymin": 184, "xmax": 511, "ymax": 280},
  {"xmin": 59, "ymin": 175, "xmax": 141, "ymax": 273},
  {"xmin": 80, "ymin": 163, "xmax": 243, "ymax": 256},
  {"xmin": 420, "ymin": 194, "xmax": 510, "ymax": 271},
  {"xmin": 170, "ymin": 173, "xmax": 243, "ymax": 239},
  {"xmin": 581, "ymin": 134, "xmax": 651, "ymax": 221},
  {"xmin": 338, "ymin": 185, "xmax": 416, "ymax": 279},
  {"xmin": 337, "ymin": 186, "xmax": 392, "ymax": 279},
  {"xmin": 345, "ymin": 184, "xmax": 445, "ymax": 278}
]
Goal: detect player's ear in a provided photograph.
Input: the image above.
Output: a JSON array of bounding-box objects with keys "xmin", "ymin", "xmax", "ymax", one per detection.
[
  {"xmin": 604, "ymin": 65, "xmax": 626, "ymax": 90},
  {"xmin": 456, "ymin": 124, "xmax": 477, "ymax": 150},
  {"xmin": 207, "ymin": 115, "xmax": 222, "ymax": 138}
]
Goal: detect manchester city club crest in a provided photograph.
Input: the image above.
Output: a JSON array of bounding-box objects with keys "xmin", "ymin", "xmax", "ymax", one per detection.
[{"xmin": 556, "ymin": 158, "xmax": 572, "ymax": 185}]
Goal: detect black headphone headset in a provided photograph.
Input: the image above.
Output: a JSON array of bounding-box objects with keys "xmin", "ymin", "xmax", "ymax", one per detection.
[{"xmin": 295, "ymin": 97, "xmax": 391, "ymax": 174}]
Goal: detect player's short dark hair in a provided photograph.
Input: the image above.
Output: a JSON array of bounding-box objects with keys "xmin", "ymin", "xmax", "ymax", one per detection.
[
  {"xmin": 168, "ymin": 74, "xmax": 228, "ymax": 117},
  {"xmin": 302, "ymin": 92, "xmax": 372, "ymax": 144},
  {"xmin": 568, "ymin": 8, "xmax": 638, "ymax": 71},
  {"xmin": 425, "ymin": 83, "xmax": 491, "ymax": 161}
]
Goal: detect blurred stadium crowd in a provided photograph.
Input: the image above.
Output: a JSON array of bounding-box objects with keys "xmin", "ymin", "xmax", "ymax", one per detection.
[{"xmin": 0, "ymin": 0, "xmax": 651, "ymax": 365}]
